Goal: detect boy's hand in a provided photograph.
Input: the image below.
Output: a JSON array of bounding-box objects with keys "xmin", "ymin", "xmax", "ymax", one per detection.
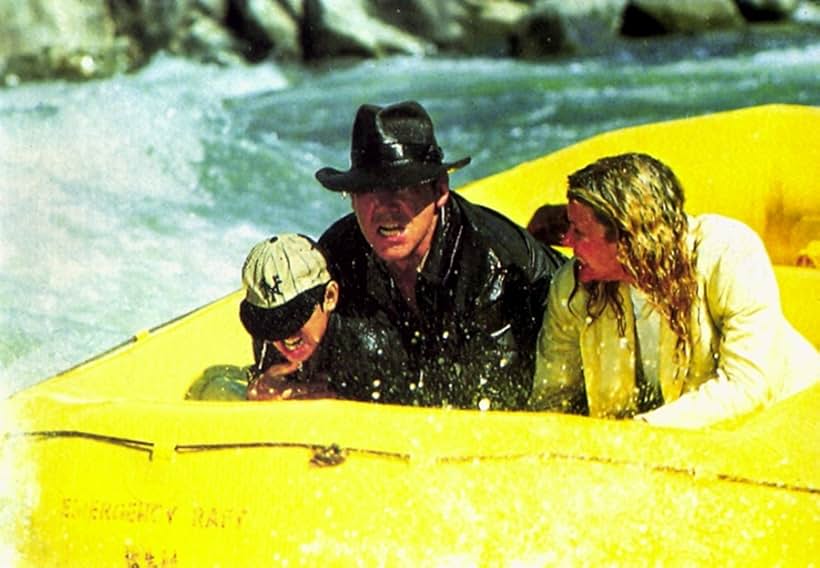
[{"xmin": 247, "ymin": 362, "xmax": 336, "ymax": 401}]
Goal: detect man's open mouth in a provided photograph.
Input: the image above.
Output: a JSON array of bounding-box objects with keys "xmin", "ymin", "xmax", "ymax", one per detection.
[
  {"xmin": 282, "ymin": 337, "xmax": 304, "ymax": 350},
  {"xmin": 378, "ymin": 224, "xmax": 403, "ymax": 237}
]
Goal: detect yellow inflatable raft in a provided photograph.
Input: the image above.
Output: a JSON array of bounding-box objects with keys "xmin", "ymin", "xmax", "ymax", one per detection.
[{"xmin": 2, "ymin": 104, "xmax": 818, "ymax": 566}]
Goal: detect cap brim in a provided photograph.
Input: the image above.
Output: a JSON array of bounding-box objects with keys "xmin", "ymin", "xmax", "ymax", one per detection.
[
  {"xmin": 316, "ymin": 157, "xmax": 471, "ymax": 193},
  {"xmin": 239, "ymin": 296, "xmax": 316, "ymax": 341}
]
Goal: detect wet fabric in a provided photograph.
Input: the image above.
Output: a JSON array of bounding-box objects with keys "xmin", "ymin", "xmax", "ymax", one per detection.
[
  {"xmin": 532, "ymin": 214, "xmax": 820, "ymax": 427},
  {"xmin": 186, "ymin": 364, "xmax": 250, "ymax": 401},
  {"xmin": 631, "ymin": 288, "xmax": 664, "ymax": 413},
  {"xmin": 251, "ymin": 311, "xmax": 414, "ymax": 401},
  {"xmin": 320, "ymin": 192, "xmax": 566, "ymax": 410}
]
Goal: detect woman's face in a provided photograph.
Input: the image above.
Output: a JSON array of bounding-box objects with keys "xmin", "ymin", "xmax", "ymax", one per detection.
[{"xmin": 562, "ymin": 200, "xmax": 631, "ymax": 284}]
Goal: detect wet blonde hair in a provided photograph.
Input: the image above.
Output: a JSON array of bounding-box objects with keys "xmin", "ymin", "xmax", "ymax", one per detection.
[{"xmin": 567, "ymin": 153, "xmax": 698, "ymax": 366}]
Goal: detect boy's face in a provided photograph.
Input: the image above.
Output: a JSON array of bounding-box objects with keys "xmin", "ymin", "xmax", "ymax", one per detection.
[{"xmin": 272, "ymin": 282, "xmax": 338, "ymax": 365}]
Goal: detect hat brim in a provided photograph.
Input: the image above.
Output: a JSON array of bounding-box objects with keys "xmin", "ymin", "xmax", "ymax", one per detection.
[
  {"xmin": 239, "ymin": 294, "xmax": 317, "ymax": 341},
  {"xmin": 316, "ymin": 156, "xmax": 471, "ymax": 193}
]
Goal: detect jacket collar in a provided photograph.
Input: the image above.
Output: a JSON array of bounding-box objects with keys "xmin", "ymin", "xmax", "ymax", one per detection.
[{"xmin": 416, "ymin": 192, "xmax": 464, "ymax": 287}]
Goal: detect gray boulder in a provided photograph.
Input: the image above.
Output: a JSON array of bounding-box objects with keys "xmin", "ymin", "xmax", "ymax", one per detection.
[
  {"xmin": 735, "ymin": 0, "xmax": 801, "ymax": 20},
  {"xmin": 229, "ymin": 0, "xmax": 302, "ymax": 60},
  {"xmin": 109, "ymin": 0, "xmax": 238, "ymax": 64},
  {"xmin": 514, "ymin": 0, "xmax": 628, "ymax": 57},
  {"xmin": 0, "ymin": 0, "xmax": 131, "ymax": 82},
  {"xmin": 369, "ymin": 0, "xmax": 461, "ymax": 44},
  {"xmin": 302, "ymin": 0, "xmax": 435, "ymax": 59},
  {"xmin": 2, "ymin": 0, "xmax": 815, "ymax": 84},
  {"xmin": 621, "ymin": 0, "xmax": 745, "ymax": 35},
  {"xmin": 453, "ymin": 0, "xmax": 531, "ymax": 56}
]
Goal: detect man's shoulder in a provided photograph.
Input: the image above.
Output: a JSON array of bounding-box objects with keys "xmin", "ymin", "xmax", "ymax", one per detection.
[
  {"xmin": 318, "ymin": 213, "xmax": 370, "ymax": 273},
  {"xmin": 453, "ymin": 192, "xmax": 565, "ymax": 269},
  {"xmin": 453, "ymin": 192, "xmax": 518, "ymax": 231},
  {"xmin": 319, "ymin": 213, "xmax": 360, "ymax": 250},
  {"xmin": 317, "ymin": 214, "xmax": 372, "ymax": 310}
]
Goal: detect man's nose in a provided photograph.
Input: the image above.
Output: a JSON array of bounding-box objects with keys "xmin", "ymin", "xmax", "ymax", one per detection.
[{"xmin": 374, "ymin": 192, "xmax": 401, "ymax": 209}]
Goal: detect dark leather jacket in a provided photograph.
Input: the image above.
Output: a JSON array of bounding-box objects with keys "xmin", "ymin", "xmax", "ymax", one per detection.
[
  {"xmin": 319, "ymin": 192, "xmax": 566, "ymax": 410},
  {"xmin": 252, "ymin": 311, "xmax": 414, "ymax": 402}
]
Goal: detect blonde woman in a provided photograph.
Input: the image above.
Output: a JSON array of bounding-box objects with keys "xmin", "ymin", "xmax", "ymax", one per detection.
[{"xmin": 530, "ymin": 153, "xmax": 818, "ymax": 428}]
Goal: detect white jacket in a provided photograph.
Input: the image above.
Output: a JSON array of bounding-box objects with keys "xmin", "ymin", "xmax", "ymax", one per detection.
[{"xmin": 531, "ymin": 214, "xmax": 819, "ymax": 428}]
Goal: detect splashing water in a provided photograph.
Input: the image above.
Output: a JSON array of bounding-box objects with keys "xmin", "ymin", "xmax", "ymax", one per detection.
[{"xmin": 1, "ymin": 30, "xmax": 818, "ymax": 395}]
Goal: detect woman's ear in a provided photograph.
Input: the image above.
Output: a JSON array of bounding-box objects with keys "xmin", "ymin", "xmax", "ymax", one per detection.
[{"xmin": 323, "ymin": 280, "xmax": 340, "ymax": 312}]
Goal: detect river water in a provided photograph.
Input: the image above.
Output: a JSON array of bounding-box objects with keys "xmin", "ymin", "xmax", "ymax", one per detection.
[{"xmin": 1, "ymin": 26, "xmax": 818, "ymax": 396}]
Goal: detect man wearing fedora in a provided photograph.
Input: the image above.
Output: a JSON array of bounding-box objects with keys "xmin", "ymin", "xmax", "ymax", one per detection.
[{"xmin": 316, "ymin": 101, "xmax": 565, "ymax": 410}]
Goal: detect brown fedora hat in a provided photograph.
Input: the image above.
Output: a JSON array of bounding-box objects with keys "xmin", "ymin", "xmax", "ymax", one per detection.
[{"xmin": 315, "ymin": 101, "xmax": 471, "ymax": 193}]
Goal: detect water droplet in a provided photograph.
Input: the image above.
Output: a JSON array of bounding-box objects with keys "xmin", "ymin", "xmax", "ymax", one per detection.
[{"xmin": 79, "ymin": 55, "xmax": 96, "ymax": 76}]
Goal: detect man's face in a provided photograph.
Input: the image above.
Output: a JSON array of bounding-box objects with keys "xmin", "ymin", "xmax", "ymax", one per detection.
[{"xmin": 350, "ymin": 180, "xmax": 449, "ymax": 269}]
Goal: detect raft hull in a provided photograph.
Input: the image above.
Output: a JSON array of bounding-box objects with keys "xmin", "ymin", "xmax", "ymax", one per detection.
[
  {"xmin": 5, "ymin": 388, "xmax": 820, "ymax": 565},
  {"xmin": 2, "ymin": 104, "xmax": 818, "ymax": 566}
]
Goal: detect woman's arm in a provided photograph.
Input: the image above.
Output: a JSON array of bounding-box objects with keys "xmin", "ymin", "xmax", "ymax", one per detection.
[
  {"xmin": 640, "ymin": 218, "xmax": 783, "ymax": 428},
  {"xmin": 529, "ymin": 264, "xmax": 587, "ymax": 412}
]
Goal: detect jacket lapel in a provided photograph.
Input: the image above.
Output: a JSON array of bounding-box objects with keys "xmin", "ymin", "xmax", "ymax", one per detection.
[
  {"xmin": 579, "ymin": 285, "xmax": 638, "ymax": 418},
  {"xmin": 658, "ymin": 318, "xmax": 684, "ymax": 402}
]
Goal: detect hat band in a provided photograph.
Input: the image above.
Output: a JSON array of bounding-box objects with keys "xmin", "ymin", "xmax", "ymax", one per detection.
[{"xmin": 352, "ymin": 142, "xmax": 443, "ymax": 169}]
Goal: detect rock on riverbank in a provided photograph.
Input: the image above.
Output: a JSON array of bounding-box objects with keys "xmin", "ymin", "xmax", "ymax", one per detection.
[{"xmin": 1, "ymin": 0, "xmax": 815, "ymax": 84}]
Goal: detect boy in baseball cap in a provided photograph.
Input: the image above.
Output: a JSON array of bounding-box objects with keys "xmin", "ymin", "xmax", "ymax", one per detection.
[{"xmin": 239, "ymin": 233, "xmax": 340, "ymax": 400}]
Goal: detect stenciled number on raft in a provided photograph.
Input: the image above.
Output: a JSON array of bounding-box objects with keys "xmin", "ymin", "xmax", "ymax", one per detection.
[{"xmin": 124, "ymin": 546, "xmax": 178, "ymax": 567}]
